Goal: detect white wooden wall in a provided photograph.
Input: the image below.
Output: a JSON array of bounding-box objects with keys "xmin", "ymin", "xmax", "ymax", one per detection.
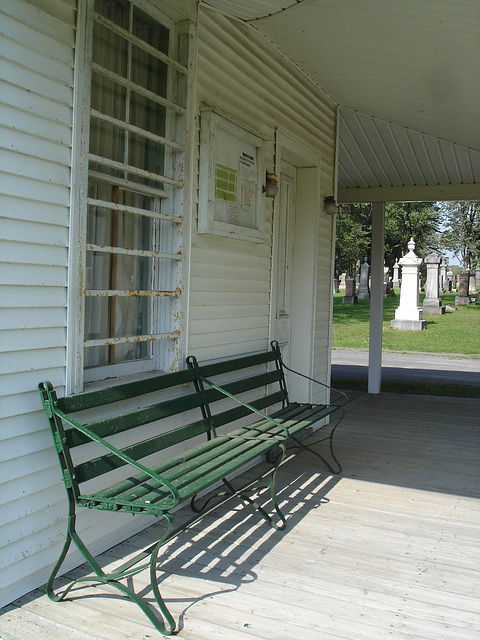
[
  {"xmin": 0, "ymin": 0, "xmax": 76, "ymax": 607},
  {"xmin": 189, "ymin": 7, "xmax": 337, "ymax": 368},
  {"xmin": 0, "ymin": 0, "xmax": 160, "ymax": 608},
  {"xmin": 0, "ymin": 0, "xmax": 337, "ymax": 607}
]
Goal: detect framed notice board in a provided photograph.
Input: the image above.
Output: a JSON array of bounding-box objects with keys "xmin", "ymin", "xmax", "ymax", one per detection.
[{"xmin": 199, "ymin": 109, "xmax": 266, "ymax": 242}]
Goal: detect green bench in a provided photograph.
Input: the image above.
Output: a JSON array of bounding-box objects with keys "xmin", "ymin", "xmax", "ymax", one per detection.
[{"xmin": 38, "ymin": 341, "xmax": 347, "ymax": 636}]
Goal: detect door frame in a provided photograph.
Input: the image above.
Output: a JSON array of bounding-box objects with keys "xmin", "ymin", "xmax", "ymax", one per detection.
[{"xmin": 269, "ymin": 129, "xmax": 322, "ymax": 402}]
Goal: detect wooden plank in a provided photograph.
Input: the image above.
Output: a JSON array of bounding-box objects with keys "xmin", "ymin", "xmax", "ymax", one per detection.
[
  {"xmin": 58, "ymin": 369, "xmax": 197, "ymax": 413},
  {"xmin": 3, "ymin": 389, "xmax": 480, "ymax": 639}
]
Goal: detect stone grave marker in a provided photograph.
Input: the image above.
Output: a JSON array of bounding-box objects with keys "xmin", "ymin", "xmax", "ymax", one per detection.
[
  {"xmin": 391, "ymin": 238, "xmax": 426, "ymax": 330},
  {"xmin": 342, "ymin": 277, "xmax": 358, "ymax": 304},
  {"xmin": 422, "ymin": 253, "xmax": 445, "ymax": 315},
  {"xmin": 455, "ymin": 272, "xmax": 471, "ymax": 306},
  {"xmin": 357, "ymin": 257, "xmax": 370, "ymax": 299}
]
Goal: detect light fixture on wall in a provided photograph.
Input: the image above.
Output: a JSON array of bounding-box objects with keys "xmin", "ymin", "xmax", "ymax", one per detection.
[
  {"xmin": 324, "ymin": 195, "xmax": 338, "ymax": 215},
  {"xmin": 263, "ymin": 172, "xmax": 279, "ymax": 198}
]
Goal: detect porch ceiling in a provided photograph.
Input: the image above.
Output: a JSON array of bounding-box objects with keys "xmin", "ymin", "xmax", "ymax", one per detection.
[{"xmin": 201, "ymin": 0, "xmax": 480, "ymax": 202}]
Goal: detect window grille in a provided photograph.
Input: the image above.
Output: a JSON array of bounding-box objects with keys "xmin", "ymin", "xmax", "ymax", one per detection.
[{"xmin": 81, "ymin": 0, "xmax": 187, "ymax": 381}]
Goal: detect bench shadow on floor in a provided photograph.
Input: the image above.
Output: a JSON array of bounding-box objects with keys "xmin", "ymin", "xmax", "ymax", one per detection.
[
  {"xmin": 27, "ymin": 443, "xmax": 343, "ymax": 632},
  {"xmin": 4, "ymin": 390, "xmax": 479, "ymax": 639}
]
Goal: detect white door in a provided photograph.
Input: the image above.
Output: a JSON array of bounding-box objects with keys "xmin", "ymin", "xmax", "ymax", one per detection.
[{"xmin": 272, "ymin": 160, "xmax": 297, "ymax": 366}]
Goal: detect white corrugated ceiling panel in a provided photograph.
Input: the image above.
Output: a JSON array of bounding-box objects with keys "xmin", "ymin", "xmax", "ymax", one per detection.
[
  {"xmin": 203, "ymin": 0, "xmax": 480, "ymax": 200},
  {"xmin": 338, "ymin": 108, "xmax": 480, "ymax": 191}
]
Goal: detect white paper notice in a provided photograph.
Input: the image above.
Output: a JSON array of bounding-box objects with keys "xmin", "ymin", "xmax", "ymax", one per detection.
[
  {"xmin": 242, "ymin": 184, "xmax": 255, "ymax": 215},
  {"xmin": 239, "ymin": 151, "xmax": 257, "ymax": 183}
]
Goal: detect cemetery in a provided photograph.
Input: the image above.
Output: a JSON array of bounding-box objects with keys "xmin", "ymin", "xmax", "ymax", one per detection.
[{"xmin": 333, "ymin": 228, "xmax": 479, "ymax": 353}]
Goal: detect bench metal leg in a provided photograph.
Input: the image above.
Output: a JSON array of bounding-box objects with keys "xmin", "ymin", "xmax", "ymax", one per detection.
[
  {"xmin": 290, "ymin": 409, "xmax": 344, "ymax": 475},
  {"xmin": 221, "ymin": 465, "xmax": 287, "ymax": 532},
  {"xmin": 190, "ymin": 444, "xmax": 288, "ymax": 531},
  {"xmin": 47, "ymin": 504, "xmax": 177, "ymax": 636}
]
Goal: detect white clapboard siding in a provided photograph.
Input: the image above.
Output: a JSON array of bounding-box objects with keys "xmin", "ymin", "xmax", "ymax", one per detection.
[
  {"xmin": 1, "ymin": 0, "xmax": 339, "ymax": 609},
  {"xmin": 189, "ymin": 6, "xmax": 336, "ymax": 367},
  {"xmin": 1, "ymin": 0, "xmax": 189, "ymax": 610},
  {"xmin": 0, "ymin": 0, "xmax": 77, "ymax": 608},
  {"xmin": 0, "ymin": 0, "xmax": 145, "ymax": 606}
]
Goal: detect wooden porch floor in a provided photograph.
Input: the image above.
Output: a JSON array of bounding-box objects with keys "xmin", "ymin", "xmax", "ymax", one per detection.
[{"xmin": 2, "ymin": 390, "xmax": 479, "ymax": 640}]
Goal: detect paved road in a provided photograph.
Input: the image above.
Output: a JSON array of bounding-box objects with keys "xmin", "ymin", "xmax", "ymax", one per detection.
[{"xmin": 331, "ymin": 349, "xmax": 480, "ymax": 388}]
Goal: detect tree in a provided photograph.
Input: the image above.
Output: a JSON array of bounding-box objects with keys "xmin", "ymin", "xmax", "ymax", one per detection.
[
  {"xmin": 335, "ymin": 203, "xmax": 371, "ymax": 277},
  {"xmin": 384, "ymin": 202, "xmax": 441, "ymax": 267},
  {"xmin": 438, "ymin": 201, "xmax": 480, "ymax": 270},
  {"xmin": 336, "ymin": 201, "xmax": 441, "ymax": 277}
]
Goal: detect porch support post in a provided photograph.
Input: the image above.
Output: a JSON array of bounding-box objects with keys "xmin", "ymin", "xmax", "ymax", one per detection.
[{"xmin": 368, "ymin": 202, "xmax": 385, "ymax": 394}]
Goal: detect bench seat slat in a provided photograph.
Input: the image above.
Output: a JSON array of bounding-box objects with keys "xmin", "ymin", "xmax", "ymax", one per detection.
[
  {"xmin": 80, "ymin": 435, "xmax": 276, "ymax": 513},
  {"xmin": 173, "ymin": 438, "xmax": 276, "ymax": 500},
  {"xmin": 78, "ymin": 401, "xmax": 338, "ymax": 514},
  {"xmin": 125, "ymin": 436, "xmax": 271, "ymax": 505},
  {"xmin": 89, "ymin": 435, "xmax": 231, "ymax": 501},
  {"xmin": 86, "ymin": 426, "xmax": 266, "ymax": 503},
  {"xmin": 82, "ymin": 403, "xmax": 303, "ymax": 499},
  {"xmin": 271, "ymin": 403, "xmax": 338, "ymax": 435}
]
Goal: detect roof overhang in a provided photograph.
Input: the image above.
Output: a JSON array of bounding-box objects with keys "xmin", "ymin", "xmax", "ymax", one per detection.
[{"xmin": 200, "ymin": 0, "xmax": 480, "ymax": 202}]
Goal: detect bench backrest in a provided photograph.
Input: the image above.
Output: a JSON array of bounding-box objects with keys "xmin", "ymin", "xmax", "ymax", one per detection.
[
  {"xmin": 187, "ymin": 341, "xmax": 288, "ymax": 433},
  {"xmin": 38, "ymin": 343, "xmax": 288, "ymax": 501},
  {"xmin": 38, "ymin": 368, "xmax": 212, "ymax": 500}
]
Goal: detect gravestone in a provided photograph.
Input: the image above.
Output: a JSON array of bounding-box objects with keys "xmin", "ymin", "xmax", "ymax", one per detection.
[
  {"xmin": 383, "ymin": 263, "xmax": 394, "ymax": 297},
  {"xmin": 391, "ymin": 238, "xmax": 426, "ymax": 330},
  {"xmin": 355, "ymin": 259, "xmax": 361, "ymax": 286},
  {"xmin": 447, "ymin": 270, "xmax": 453, "ymax": 292},
  {"xmin": 357, "ymin": 257, "xmax": 370, "ymax": 299},
  {"xmin": 342, "ymin": 278, "xmax": 358, "ymax": 304},
  {"xmin": 422, "ymin": 253, "xmax": 445, "ymax": 315},
  {"xmin": 339, "ymin": 273, "xmax": 347, "ymax": 290},
  {"xmin": 393, "ymin": 259, "xmax": 400, "ymax": 287},
  {"xmin": 333, "ymin": 277, "xmax": 339, "ymax": 293},
  {"xmin": 455, "ymin": 272, "xmax": 471, "ymax": 306},
  {"xmin": 468, "ymin": 269, "xmax": 478, "ymax": 301},
  {"xmin": 440, "ymin": 257, "xmax": 447, "ymax": 292}
]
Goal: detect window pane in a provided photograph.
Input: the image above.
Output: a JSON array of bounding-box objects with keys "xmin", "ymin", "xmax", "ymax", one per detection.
[
  {"xmin": 85, "ymin": 0, "xmax": 178, "ymax": 373},
  {"xmin": 92, "ymin": 23, "xmax": 127, "ymax": 76},
  {"xmin": 130, "ymin": 93, "xmax": 166, "ymax": 137},
  {"xmin": 84, "ymin": 294, "xmax": 151, "ymax": 366},
  {"xmin": 131, "ymin": 45, "xmax": 168, "ymax": 98},
  {"xmin": 87, "ymin": 187, "xmax": 153, "ymax": 252},
  {"xmin": 84, "ymin": 296, "xmax": 151, "ymax": 338},
  {"xmin": 128, "ymin": 132, "xmax": 165, "ymax": 182},
  {"xmin": 89, "ymin": 119, "xmax": 125, "ymax": 164},
  {"xmin": 95, "ymin": 0, "xmax": 129, "ymax": 28},
  {"xmin": 133, "ymin": 6, "xmax": 169, "ymax": 53}
]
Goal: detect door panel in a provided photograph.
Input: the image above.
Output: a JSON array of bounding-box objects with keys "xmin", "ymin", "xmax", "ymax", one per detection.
[{"xmin": 272, "ymin": 161, "xmax": 296, "ymax": 366}]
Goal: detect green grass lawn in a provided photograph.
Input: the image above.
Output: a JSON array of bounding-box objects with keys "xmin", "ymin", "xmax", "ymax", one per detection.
[{"xmin": 332, "ymin": 290, "xmax": 480, "ymax": 355}]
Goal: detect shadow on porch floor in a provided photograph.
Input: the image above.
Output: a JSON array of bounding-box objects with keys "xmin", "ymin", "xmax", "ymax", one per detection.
[{"xmin": 2, "ymin": 390, "xmax": 479, "ymax": 640}]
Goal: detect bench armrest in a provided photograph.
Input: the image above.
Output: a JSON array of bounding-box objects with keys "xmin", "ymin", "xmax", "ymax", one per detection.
[
  {"xmin": 53, "ymin": 407, "xmax": 181, "ymax": 509},
  {"xmin": 271, "ymin": 342, "xmax": 348, "ymax": 406},
  {"xmin": 197, "ymin": 373, "xmax": 291, "ymax": 442}
]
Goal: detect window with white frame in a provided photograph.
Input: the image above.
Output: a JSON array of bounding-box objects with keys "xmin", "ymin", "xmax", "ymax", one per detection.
[{"xmin": 75, "ymin": 0, "xmax": 188, "ymax": 386}]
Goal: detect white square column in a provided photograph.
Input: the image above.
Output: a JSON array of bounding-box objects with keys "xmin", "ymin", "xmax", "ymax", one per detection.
[{"xmin": 368, "ymin": 202, "xmax": 385, "ymax": 394}]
